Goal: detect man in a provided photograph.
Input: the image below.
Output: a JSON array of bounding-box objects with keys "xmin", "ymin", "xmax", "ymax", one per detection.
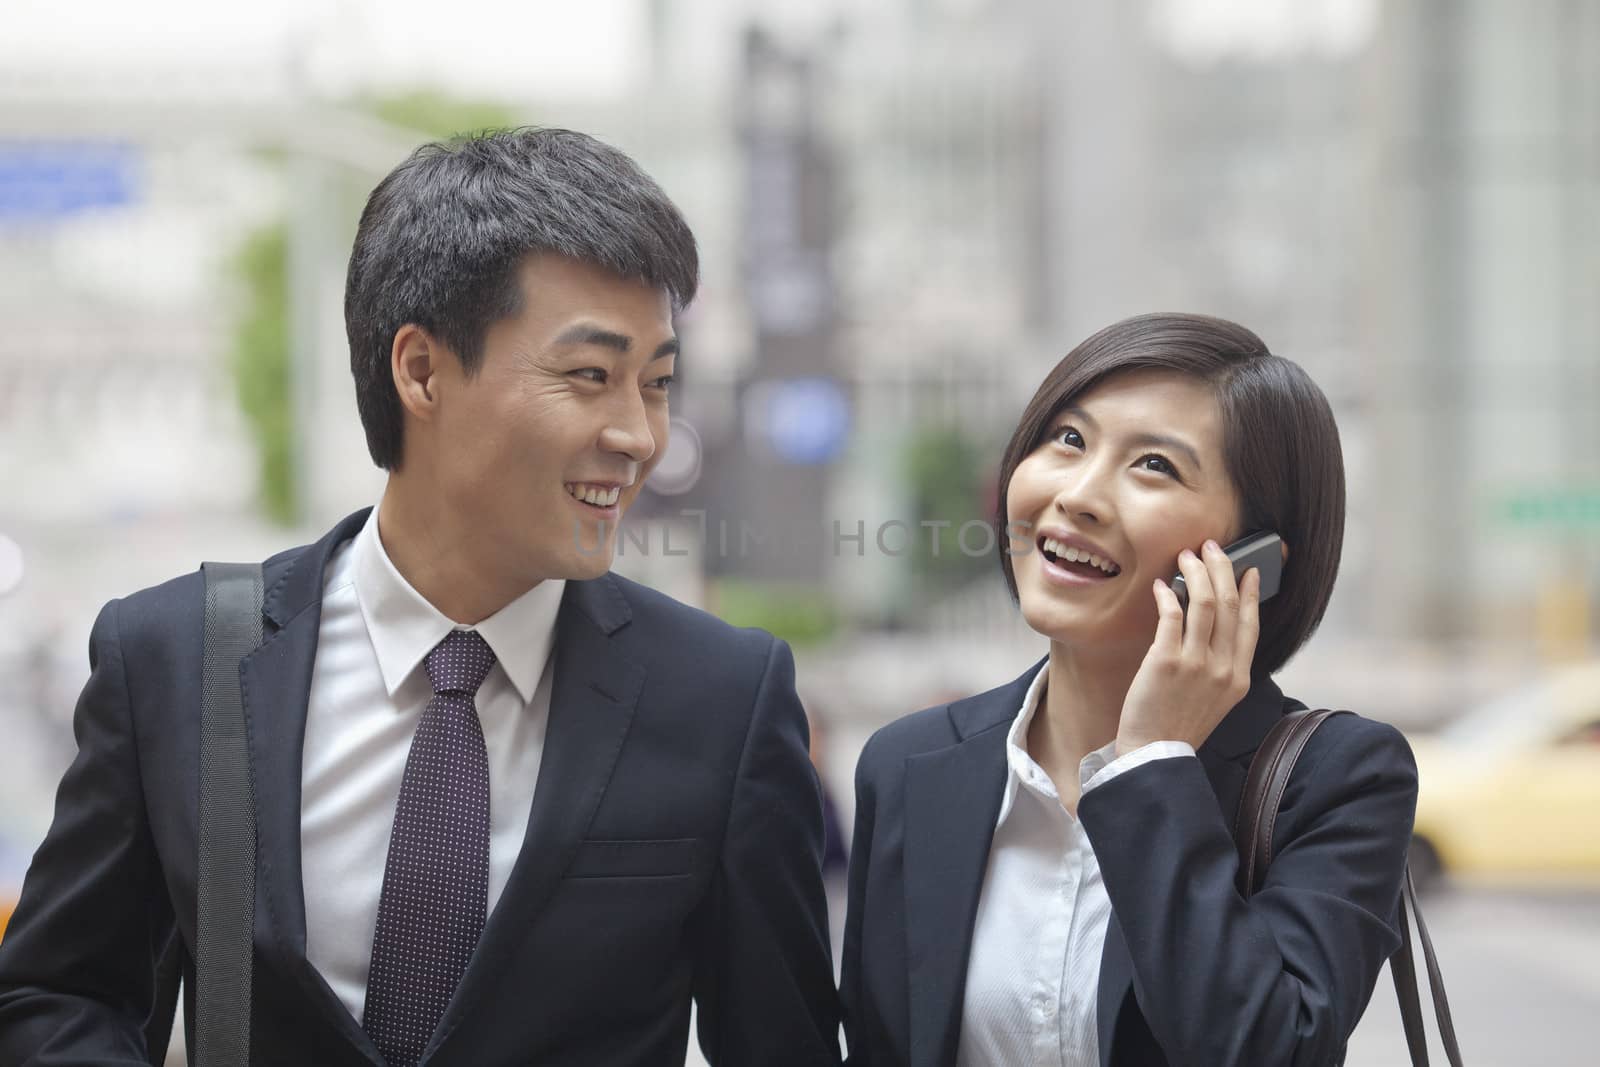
[{"xmin": 0, "ymin": 128, "xmax": 841, "ymax": 1066}]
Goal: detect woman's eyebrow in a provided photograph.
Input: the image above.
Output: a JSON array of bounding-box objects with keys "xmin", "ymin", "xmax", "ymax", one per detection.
[
  {"xmin": 1058, "ymin": 404, "xmax": 1098, "ymax": 429},
  {"xmin": 1125, "ymin": 432, "xmax": 1203, "ymax": 471},
  {"xmin": 1057, "ymin": 407, "xmax": 1203, "ymax": 470}
]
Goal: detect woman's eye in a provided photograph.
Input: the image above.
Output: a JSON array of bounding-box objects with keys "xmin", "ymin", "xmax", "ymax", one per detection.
[
  {"xmin": 649, "ymin": 374, "xmax": 675, "ymax": 391},
  {"xmin": 1138, "ymin": 454, "xmax": 1178, "ymax": 477},
  {"xmin": 1053, "ymin": 426, "xmax": 1084, "ymax": 449},
  {"xmin": 574, "ymin": 368, "xmax": 608, "ymax": 384}
]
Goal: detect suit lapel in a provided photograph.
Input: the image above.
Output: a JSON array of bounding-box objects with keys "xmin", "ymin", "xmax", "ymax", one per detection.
[
  {"xmin": 426, "ymin": 574, "xmax": 644, "ymax": 1061},
  {"xmin": 237, "ymin": 509, "xmax": 385, "ymax": 1061},
  {"xmin": 1093, "ymin": 676, "xmax": 1292, "ymax": 1064},
  {"xmin": 903, "ymin": 671, "xmax": 1032, "ymax": 1067},
  {"xmin": 231, "ymin": 520, "xmax": 648, "ymax": 1063}
]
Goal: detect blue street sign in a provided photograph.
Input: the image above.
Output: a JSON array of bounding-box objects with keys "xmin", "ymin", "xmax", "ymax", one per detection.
[
  {"xmin": 763, "ymin": 377, "xmax": 850, "ymax": 465},
  {"xmin": 0, "ymin": 141, "xmax": 140, "ymax": 221}
]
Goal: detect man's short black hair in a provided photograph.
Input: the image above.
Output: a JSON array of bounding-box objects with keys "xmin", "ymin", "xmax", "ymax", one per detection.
[{"xmin": 345, "ymin": 126, "xmax": 699, "ymax": 470}]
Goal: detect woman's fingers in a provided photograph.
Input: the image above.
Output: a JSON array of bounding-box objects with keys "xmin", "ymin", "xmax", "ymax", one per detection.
[
  {"xmin": 1175, "ymin": 548, "xmax": 1216, "ymax": 657},
  {"xmin": 1122, "ymin": 544, "xmax": 1261, "ymax": 753},
  {"xmin": 1199, "ymin": 539, "xmax": 1240, "ymax": 665},
  {"xmin": 1233, "ymin": 566, "xmax": 1263, "ymax": 681},
  {"xmin": 1151, "ymin": 576, "xmax": 1186, "ymax": 659}
]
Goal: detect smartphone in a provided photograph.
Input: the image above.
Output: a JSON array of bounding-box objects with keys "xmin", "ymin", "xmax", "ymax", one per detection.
[{"xmin": 1170, "ymin": 530, "xmax": 1284, "ymax": 610}]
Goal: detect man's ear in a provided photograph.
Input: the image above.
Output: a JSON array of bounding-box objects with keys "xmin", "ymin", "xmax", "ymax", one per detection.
[{"xmin": 391, "ymin": 324, "xmax": 440, "ymax": 420}]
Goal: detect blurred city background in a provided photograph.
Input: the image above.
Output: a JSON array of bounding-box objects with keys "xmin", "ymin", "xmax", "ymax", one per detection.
[{"xmin": 2, "ymin": 0, "xmax": 1597, "ymax": 1063}]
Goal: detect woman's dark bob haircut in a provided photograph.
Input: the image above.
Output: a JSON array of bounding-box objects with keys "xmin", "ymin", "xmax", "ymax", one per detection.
[{"xmin": 995, "ymin": 312, "xmax": 1345, "ymax": 678}]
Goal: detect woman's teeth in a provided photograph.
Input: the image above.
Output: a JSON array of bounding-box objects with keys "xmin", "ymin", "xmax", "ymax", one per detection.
[
  {"xmin": 1040, "ymin": 537, "xmax": 1121, "ymax": 576},
  {"xmin": 566, "ymin": 484, "xmax": 620, "ymax": 507}
]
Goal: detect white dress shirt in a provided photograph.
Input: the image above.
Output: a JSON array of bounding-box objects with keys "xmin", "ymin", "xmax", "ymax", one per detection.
[
  {"xmin": 299, "ymin": 506, "xmax": 565, "ymax": 1022},
  {"xmin": 957, "ymin": 664, "xmax": 1194, "ymax": 1067}
]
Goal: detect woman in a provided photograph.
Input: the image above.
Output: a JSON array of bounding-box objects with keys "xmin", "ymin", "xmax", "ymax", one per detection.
[{"xmin": 840, "ymin": 313, "xmax": 1417, "ymax": 1066}]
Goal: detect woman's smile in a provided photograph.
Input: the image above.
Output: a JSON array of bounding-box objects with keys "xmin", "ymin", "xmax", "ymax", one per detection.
[
  {"xmin": 1034, "ymin": 528, "xmax": 1124, "ymax": 587},
  {"xmin": 1036, "ymin": 543, "xmax": 1122, "ymax": 592}
]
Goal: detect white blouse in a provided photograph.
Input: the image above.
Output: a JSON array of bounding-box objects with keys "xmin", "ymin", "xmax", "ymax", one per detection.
[{"xmin": 957, "ymin": 664, "xmax": 1194, "ymax": 1066}]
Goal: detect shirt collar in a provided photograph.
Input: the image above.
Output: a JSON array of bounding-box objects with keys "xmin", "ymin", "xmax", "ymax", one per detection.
[
  {"xmin": 996, "ymin": 663, "xmax": 1051, "ymax": 825},
  {"xmin": 996, "ymin": 662, "xmax": 1120, "ymax": 827},
  {"xmin": 351, "ymin": 506, "xmax": 565, "ymax": 703}
]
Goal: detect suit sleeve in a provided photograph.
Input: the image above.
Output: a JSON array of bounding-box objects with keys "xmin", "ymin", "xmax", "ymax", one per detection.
[
  {"xmin": 1078, "ymin": 716, "xmax": 1418, "ymax": 1067},
  {"xmin": 692, "ymin": 636, "xmax": 842, "ymax": 1066},
  {"xmin": 838, "ymin": 733, "xmax": 879, "ymax": 1066},
  {"xmin": 0, "ymin": 599, "xmax": 179, "ymax": 1065}
]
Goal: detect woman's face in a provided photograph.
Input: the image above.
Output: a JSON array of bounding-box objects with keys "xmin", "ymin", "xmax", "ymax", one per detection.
[{"xmin": 1006, "ymin": 368, "xmax": 1245, "ymax": 651}]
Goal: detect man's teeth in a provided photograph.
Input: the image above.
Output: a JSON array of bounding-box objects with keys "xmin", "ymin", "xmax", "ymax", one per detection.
[
  {"xmin": 566, "ymin": 484, "xmax": 621, "ymax": 507},
  {"xmin": 1041, "ymin": 538, "xmax": 1120, "ymax": 576}
]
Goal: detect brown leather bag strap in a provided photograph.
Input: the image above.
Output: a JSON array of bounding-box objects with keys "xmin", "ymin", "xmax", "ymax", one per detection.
[
  {"xmin": 1404, "ymin": 866, "xmax": 1464, "ymax": 1066},
  {"xmin": 1235, "ymin": 709, "xmax": 1464, "ymax": 1066},
  {"xmin": 1233, "ymin": 708, "xmax": 1347, "ymax": 895},
  {"xmin": 1390, "ymin": 875, "xmax": 1432, "ymax": 1064}
]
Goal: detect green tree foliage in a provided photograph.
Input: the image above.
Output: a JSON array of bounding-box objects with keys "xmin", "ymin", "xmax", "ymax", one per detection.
[
  {"xmin": 711, "ymin": 579, "xmax": 838, "ymax": 647},
  {"xmin": 228, "ymin": 91, "xmax": 527, "ymax": 524},
  {"xmin": 231, "ymin": 224, "xmax": 295, "ymax": 523},
  {"xmin": 360, "ymin": 89, "xmax": 521, "ymax": 140},
  {"xmin": 904, "ymin": 425, "xmax": 994, "ymax": 589}
]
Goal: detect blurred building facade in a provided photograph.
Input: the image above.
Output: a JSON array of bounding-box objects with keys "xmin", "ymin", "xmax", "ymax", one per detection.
[
  {"xmin": 635, "ymin": 0, "xmax": 1600, "ymax": 662},
  {"xmin": 1, "ymin": 0, "xmax": 1596, "ymax": 742},
  {"xmin": 1365, "ymin": 0, "xmax": 1600, "ymax": 648}
]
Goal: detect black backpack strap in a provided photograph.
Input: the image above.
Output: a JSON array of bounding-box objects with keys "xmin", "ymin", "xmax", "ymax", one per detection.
[
  {"xmin": 195, "ymin": 561, "xmax": 263, "ymax": 1065},
  {"xmin": 1235, "ymin": 709, "xmax": 1463, "ymax": 1066}
]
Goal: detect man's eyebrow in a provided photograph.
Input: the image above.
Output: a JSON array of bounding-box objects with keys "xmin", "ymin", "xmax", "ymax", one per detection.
[
  {"xmin": 553, "ymin": 325, "xmax": 679, "ymax": 361},
  {"xmin": 1055, "ymin": 406, "xmax": 1204, "ymax": 470},
  {"xmin": 554, "ymin": 324, "xmax": 632, "ymax": 353}
]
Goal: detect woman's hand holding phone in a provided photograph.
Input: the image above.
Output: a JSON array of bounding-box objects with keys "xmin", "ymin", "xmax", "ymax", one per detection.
[{"xmin": 1115, "ymin": 538, "xmax": 1262, "ymax": 756}]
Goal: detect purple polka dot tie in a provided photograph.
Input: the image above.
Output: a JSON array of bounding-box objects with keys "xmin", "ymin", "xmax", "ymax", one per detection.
[{"xmin": 362, "ymin": 630, "xmax": 495, "ymax": 1067}]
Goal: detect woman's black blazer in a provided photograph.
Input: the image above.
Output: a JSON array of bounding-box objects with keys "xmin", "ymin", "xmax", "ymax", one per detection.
[{"xmin": 839, "ymin": 660, "xmax": 1418, "ymax": 1067}]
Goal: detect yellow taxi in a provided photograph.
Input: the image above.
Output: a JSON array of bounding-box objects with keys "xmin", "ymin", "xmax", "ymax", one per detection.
[{"xmin": 1409, "ymin": 660, "xmax": 1600, "ymax": 888}]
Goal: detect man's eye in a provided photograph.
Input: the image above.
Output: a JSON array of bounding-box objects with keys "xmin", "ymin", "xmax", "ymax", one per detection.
[
  {"xmin": 649, "ymin": 374, "xmax": 675, "ymax": 391},
  {"xmin": 574, "ymin": 368, "xmax": 608, "ymax": 384}
]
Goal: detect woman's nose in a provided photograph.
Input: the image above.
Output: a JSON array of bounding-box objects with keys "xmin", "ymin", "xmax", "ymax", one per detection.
[{"xmin": 1052, "ymin": 464, "xmax": 1113, "ymax": 525}]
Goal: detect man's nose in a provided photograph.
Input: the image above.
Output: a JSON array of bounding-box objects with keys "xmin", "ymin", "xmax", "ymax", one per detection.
[{"xmin": 598, "ymin": 389, "xmax": 658, "ymax": 464}]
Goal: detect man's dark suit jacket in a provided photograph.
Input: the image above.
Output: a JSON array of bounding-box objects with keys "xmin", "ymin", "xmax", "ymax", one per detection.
[
  {"xmin": 0, "ymin": 509, "xmax": 841, "ymax": 1066},
  {"xmin": 840, "ymin": 660, "xmax": 1418, "ymax": 1067}
]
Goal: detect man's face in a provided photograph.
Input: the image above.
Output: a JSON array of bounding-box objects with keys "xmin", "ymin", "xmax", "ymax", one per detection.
[{"xmin": 423, "ymin": 254, "xmax": 676, "ymax": 585}]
